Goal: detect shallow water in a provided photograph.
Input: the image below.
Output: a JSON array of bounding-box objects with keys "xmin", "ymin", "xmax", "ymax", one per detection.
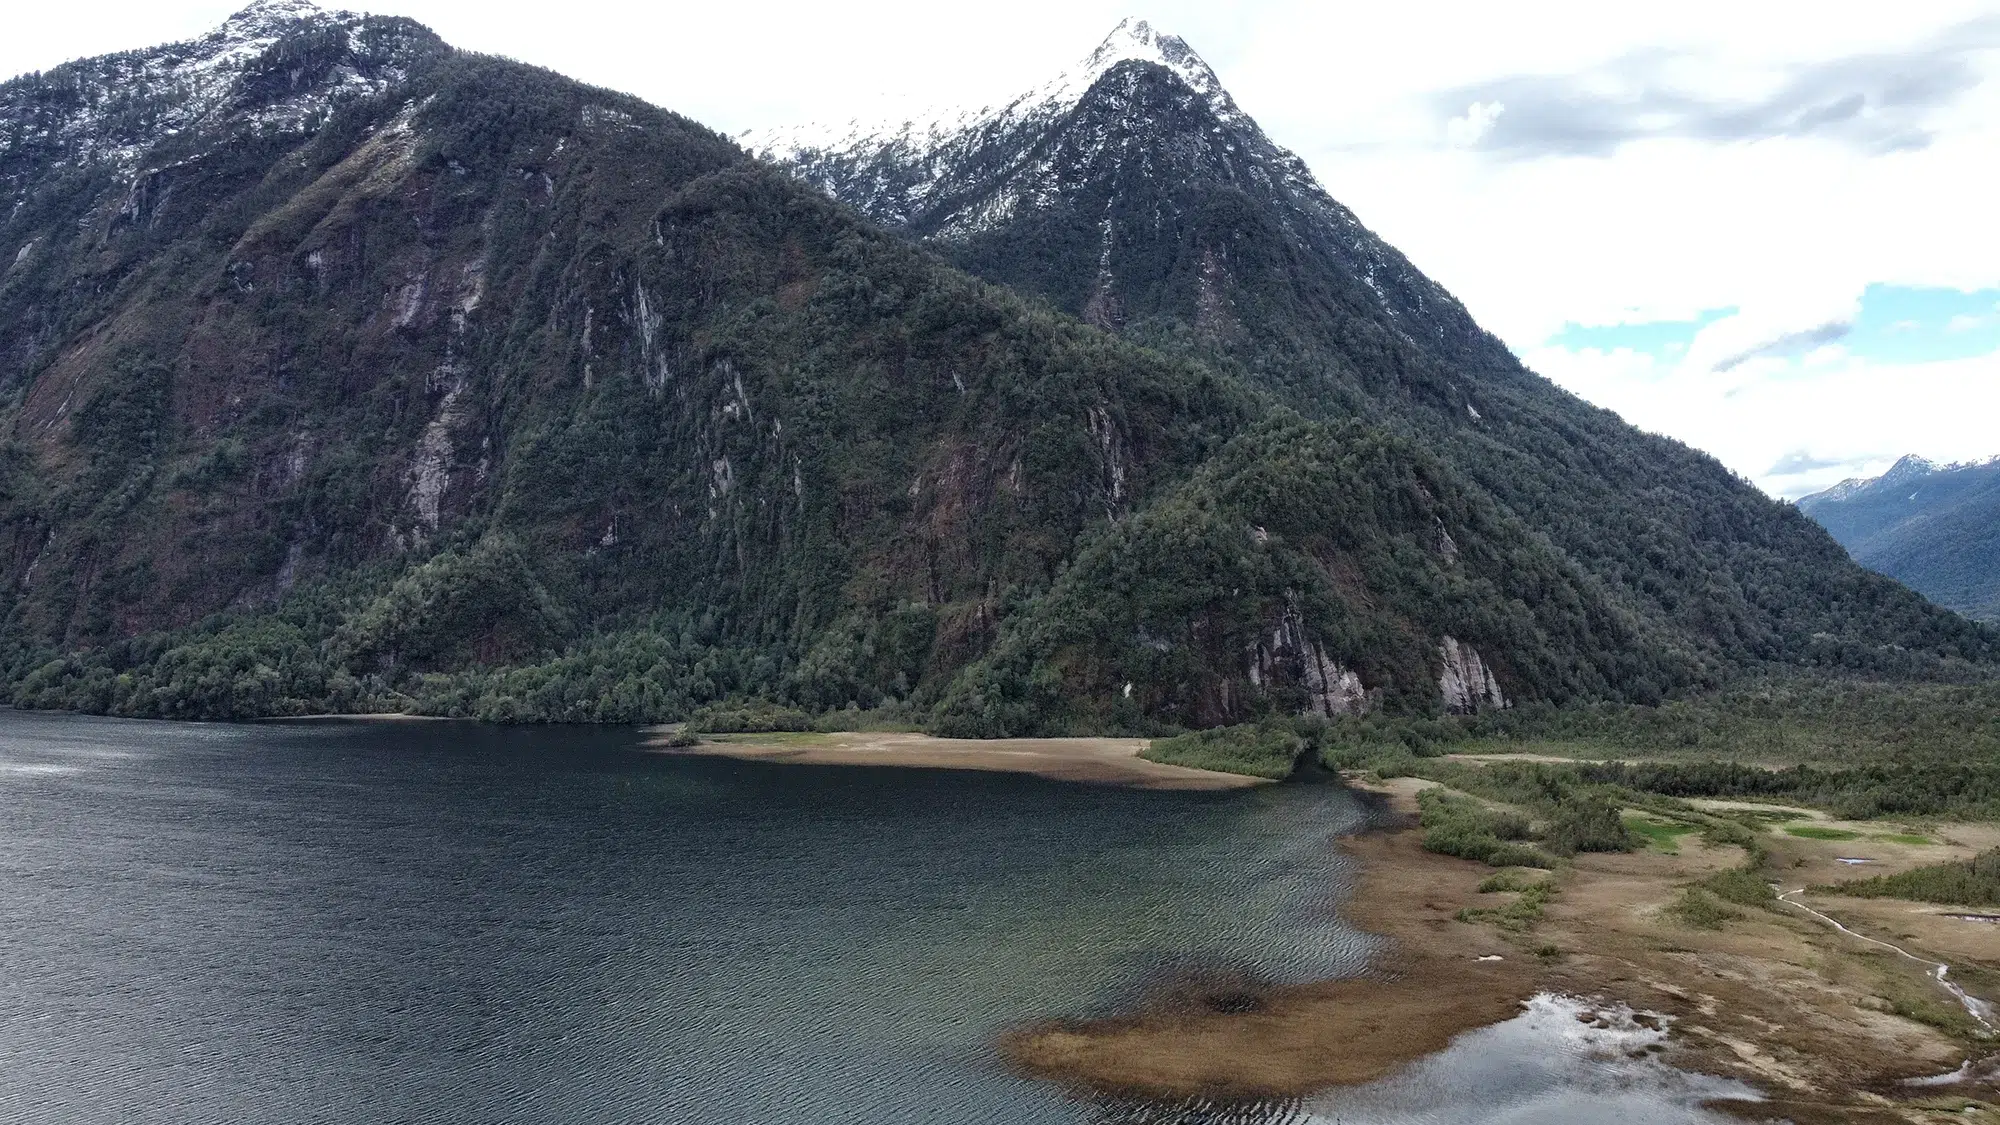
[
  {"xmin": 0, "ymin": 712, "xmax": 1756, "ymax": 1123},
  {"xmin": 1300, "ymin": 994, "xmax": 1762, "ymax": 1124}
]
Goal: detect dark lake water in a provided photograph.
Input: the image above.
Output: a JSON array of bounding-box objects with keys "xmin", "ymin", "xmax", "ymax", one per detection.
[
  {"xmin": 0, "ymin": 712, "xmax": 1380, "ymax": 1124},
  {"xmin": 0, "ymin": 711, "xmax": 1768, "ymax": 1125}
]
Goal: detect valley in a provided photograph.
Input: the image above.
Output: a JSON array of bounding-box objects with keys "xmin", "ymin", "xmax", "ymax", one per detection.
[{"xmin": 4, "ymin": 4, "xmax": 1999, "ymax": 1123}]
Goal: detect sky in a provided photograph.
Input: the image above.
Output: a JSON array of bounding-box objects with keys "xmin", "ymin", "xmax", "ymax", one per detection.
[{"xmin": 8, "ymin": 0, "xmax": 2000, "ymax": 497}]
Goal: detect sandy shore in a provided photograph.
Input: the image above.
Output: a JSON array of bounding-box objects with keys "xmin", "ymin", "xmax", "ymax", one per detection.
[
  {"xmin": 645, "ymin": 730, "xmax": 1268, "ymax": 791},
  {"xmin": 1002, "ymin": 775, "xmax": 2000, "ymax": 1122}
]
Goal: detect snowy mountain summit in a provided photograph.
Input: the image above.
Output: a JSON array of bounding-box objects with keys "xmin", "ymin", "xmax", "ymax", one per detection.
[
  {"xmin": 751, "ymin": 18, "xmax": 1475, "ymax": 345},
  {"xmin": 969, "ymin": 16, "xmax": 1248, "ymax": 139},
  {"xmin": 1799, "ymin": 454, "xmax": 2000, "ymax": 622},
  {"xmin": 0, "ymin": 0, "xmax": 444, "ymax": 187},
  {"xmin": 746, "ymin": 19, "xmax": 1234, "ymax": 170}
]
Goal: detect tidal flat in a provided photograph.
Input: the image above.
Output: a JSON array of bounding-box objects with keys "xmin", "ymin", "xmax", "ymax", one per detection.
[{"xmin": 1011, "ymin": 774, "xmax": 2000, "ymax": 1124}]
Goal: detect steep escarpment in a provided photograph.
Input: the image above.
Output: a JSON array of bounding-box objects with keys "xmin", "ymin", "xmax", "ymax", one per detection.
[{"xmin": 756, "ymin": 20, "xmax": 1997, "ymax": 684}]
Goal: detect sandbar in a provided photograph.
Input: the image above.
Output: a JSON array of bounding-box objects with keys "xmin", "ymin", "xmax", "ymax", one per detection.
[{"xmin": 646, "ymin": 730, "xmax": 1268, "ymax": 791}]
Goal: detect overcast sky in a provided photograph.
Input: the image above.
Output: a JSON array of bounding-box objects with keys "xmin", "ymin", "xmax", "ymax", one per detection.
[{"xmin": 9, "ymin": 0, "xmax": 1999, "ymax": 496}]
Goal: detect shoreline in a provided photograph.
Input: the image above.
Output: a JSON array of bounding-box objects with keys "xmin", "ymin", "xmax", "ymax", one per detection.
[
  {"xmin": 1001, "ymin": 775, "xmax": 2000, "ymax": 1122},
  {"xmin": 646, "ymin": 729, "xmax": 1269, "ymax": 791},
  {"xmin": 258, "ymin": 712, "xmax": 451, "ymax": 722}
]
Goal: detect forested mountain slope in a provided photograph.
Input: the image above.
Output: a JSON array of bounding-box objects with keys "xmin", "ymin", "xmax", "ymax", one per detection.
[
  {"xmin": 1800, "ymin": 457, "xmax": 2000, "ymax": 624},
  {"xmin": 753, "ymin": 20, "xmax": 1995, "ymax": 688},
  {"xmin": 0, "ymin": 1, "xmax": 1717, "ymax": 727}
]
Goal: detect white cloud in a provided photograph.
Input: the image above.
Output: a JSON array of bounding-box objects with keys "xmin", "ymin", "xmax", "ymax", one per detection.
[
  {"xmin": 1445, "ymin": 101, "xmax": 1506, "ymax": 147},
  {"xmin": 1948, "ymin": 313, "xmax": 1989, "ymax": 332},
  {"xmin": 1527, "ymin": 342, "xmax": 2000, "ymax": 496}
]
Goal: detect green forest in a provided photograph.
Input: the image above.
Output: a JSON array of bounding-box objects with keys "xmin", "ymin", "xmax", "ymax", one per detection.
[{"xmin": 0, "ymin": 7, "xmax": 1994, "ymax": 739}]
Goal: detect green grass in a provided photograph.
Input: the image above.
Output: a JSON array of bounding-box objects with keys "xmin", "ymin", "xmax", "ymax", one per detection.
[
  {"xmin": 706, "ymin": 731, "xmax": 835, "ymax": 746},
  {"xmin": 1785, "ymin": 825, "xmax": 1862, "ymax": 841},
  {"xmin": 1730, "ymin": 809, "xmax": 1810, "ymax": 824},
  {"xmin": 1873, "ymin": 833, "xmax": 1936, "ymax": 846},
  {"xmin": 1625, "ymin": 815, "xmax": 1699, "ymax": 853}
]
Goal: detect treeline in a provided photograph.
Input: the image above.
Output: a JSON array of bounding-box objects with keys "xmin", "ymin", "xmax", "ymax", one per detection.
[
  {"xmin": 1312, "ymin": 679, "xmax": 2000, "ymax": 768},
  {"xmin": 1366, "ymin": 751, "xmax": 2000, "ymax": 822}
]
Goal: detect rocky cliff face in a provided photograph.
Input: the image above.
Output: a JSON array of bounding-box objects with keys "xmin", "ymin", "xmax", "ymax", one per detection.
[{"xmin": 1438, "ymin": 637, "xmax": 1507, "ymax": 715}]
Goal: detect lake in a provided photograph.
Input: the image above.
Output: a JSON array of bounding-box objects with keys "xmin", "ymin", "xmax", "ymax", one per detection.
[{"xmin": 0, "ymin": 711, "xmax": 1758, "ymax": 1124}]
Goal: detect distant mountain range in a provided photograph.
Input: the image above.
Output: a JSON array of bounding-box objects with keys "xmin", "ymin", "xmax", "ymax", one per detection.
[
  {"xmin": 1800, "ymin": 456, "xmax": 2000, "ymax": 623},
  {"xmin": 0, "ymin": 4, "xmax": 1988, "ymax": 727}
]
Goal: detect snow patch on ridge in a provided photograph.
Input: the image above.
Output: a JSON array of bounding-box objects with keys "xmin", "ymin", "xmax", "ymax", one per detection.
[
  {"xmin": 0, "ymin": 0, "xmax": 417, "ymax": 186},
  {"xmin": 743, "ymin": 18, "xmax": 1236, "ymax": 169}
]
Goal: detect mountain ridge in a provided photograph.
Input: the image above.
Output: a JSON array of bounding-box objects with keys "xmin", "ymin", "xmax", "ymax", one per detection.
[
  {"xmin": 1800, "ymin": 455, "xmax": 2000, "ymax": 624},
  {"xmin": 754, "ymin": 18, "xmax": 1995, "ymax": 686},
  {"xmin": 0, "ymin": 7, "xmax": 1988, "ymax": 729}
]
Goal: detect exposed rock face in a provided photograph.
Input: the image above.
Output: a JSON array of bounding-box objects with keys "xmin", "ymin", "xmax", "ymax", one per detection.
[
  {"xmin": 1438, "ymin": 636, "xmax": 1506, "ymax": 714},
  {"xmin": 1249, "ymin": 605, "xmax": 1370, "ymax": 717}
]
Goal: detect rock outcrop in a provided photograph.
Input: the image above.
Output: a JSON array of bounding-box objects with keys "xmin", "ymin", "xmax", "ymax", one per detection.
[{"xmin": 1438, "ymin": 636, "xmax": 1506, "ymax": 714}]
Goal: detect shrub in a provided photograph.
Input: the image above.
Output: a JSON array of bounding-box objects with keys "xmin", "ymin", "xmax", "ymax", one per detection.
[
  {"xmin": 1704, "ymin": 866, "xmax": 1777, "ymax": 908},
  {"xmin": 1141, "ymin": 723, "xmax": 1305, "ymax": 780},
  {"xmin": 1823, "ymin": 848, "xmax": 2000, "ymax": 907},
  {"xmin": 1459, "ymin": 878, "xmax": 1559, "ymax": 931},
  {"xmin": 1418, "ymin": 790, "xmax": 1555, "ymax": 867},
  {"xmin": 1541, "ymin": 794, "xmax": 1639, "ymax": 855},
  {"xmin": 1670, "ymin": 887, "xmax": 1738, "ymax": 929},
  {"xmin": 1478, "ymin": 871, "xmax": 1535, "ymax": 893},
  {"xmin": 687, "ymin": 702, "xmax": 816, "ymax": 734}
]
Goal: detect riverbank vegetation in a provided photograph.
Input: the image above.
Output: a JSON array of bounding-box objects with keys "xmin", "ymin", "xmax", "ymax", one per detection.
[{"xmin": 1328, "ymin": 679, "xmax": 2000, "ymax": 765}]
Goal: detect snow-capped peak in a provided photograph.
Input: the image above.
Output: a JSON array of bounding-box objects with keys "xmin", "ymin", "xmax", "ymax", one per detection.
[
  {"xmin": 220, "ymin": 0, "xmax": 328, "ymax": 35},
  {"xmin": 1060, "ymin": 18, "xmax": 1230, "ymax": 117},
  {"xmin": 744, "ymin": 18, "xmax": 1237, "ymax": 164},
  {"xmin": 3, "ymin": 0, "xmax": 408, "ymax": 180},
  {"xmin": 1881, "ymin": 454, "xmax": 1940, "ymax": 486}
]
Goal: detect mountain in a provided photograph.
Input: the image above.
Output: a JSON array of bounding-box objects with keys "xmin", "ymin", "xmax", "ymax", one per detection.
[
  {"xmin": 1800, "ymin": 456, "xmax": 2000, "ymax": 623},
  {"xmin": 750, "ymin": 20, "xmax": 1995, "ymax": 686},
  {"xmin": 0, "ymin": 6, "xmax": 1986, "ymax": 730}
]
